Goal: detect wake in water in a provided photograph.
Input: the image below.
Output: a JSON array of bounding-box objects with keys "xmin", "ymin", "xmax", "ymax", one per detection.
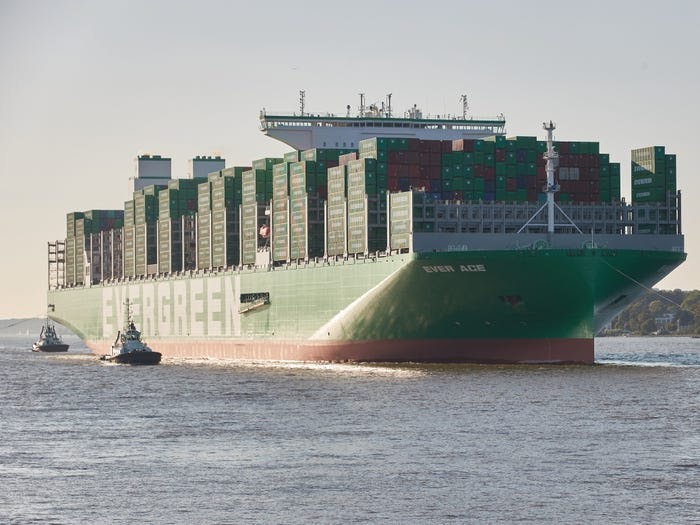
[{"xmin": 165, "ymin": 356, "xmax": 426, "ymax": 378}]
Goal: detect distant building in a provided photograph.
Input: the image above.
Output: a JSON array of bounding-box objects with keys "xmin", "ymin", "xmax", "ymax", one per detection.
[{"xmin": 654, "ymin": 313, "xmax": 675, "ymax": 326}]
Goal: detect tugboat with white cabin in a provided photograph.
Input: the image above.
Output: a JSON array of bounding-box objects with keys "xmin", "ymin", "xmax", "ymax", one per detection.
[{"xmin": 101, "ymin": 300, "xmax": 161, "ymax": 365}]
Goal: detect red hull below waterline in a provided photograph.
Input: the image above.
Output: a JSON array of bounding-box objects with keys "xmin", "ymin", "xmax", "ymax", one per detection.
[{"xmin": 85, "ymin": 338, "xmax": 594, "ymax": 365}]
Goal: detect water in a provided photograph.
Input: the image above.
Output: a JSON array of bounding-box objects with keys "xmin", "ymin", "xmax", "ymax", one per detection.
[{"xmin": 1, "ymin": 336, "xmax": 699, "ymax": 524}]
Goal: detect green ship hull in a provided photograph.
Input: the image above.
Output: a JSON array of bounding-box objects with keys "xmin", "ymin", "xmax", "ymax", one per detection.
[{"xmin": 48, "ymin": 248, "xmax": 685, "ymax": 364}]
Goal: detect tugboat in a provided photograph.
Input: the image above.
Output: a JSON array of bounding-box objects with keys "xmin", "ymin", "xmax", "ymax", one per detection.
[
  {"xmin": 32, "ymin": 319, "xmax": 69, "ymax": 352},
  {"xmin": 100, "ymin": 301, "xmax": 161, "ymax": 365}
]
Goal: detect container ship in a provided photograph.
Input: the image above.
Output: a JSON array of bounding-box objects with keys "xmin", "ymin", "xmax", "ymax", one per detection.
[{"xmin": 46, "ymin": 94, "xmax": 685, "ymax": 364}]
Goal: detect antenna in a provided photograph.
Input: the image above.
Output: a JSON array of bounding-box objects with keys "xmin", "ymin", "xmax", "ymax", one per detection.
[
  {"xmin": 386, "ymin": 93, "xmax": 392, "ymax": 117},
  {"xmin": 359, "ymin": 93, "xmax": 365, "ymax": 117},
  {"xmin": 543, "ymin": 121, "xmax": 558, "ymax": 234},
  {"xmin": 460, "ymin": 94, "xmax": 469, "ymax": 119},
  {"xmin": 299, "ymin": 90, "xmax": 306, "ymax": 116}
]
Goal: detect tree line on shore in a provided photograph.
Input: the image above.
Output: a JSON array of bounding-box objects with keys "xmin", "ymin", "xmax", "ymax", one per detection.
[{"xmin": 605, "ymin": 289, "xmax": 700, "ymax": 336}]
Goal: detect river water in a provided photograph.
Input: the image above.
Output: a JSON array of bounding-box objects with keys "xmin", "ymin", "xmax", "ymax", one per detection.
[{"xmin": 1, "ymin": 336, "xmax": 698, "ymax": 524}]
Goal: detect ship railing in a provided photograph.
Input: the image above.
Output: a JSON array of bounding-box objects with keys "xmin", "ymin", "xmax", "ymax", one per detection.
[
  {"xmin": 260, "ymin": 113, "xmax": 506, "ymax": 131},
  {"xmin": 409, "ymin": 193, "xmax": 681, "ymax": 237},
  {"xmin": 261, "ymin": 109, "xmax": 505, "ymax": 122}
]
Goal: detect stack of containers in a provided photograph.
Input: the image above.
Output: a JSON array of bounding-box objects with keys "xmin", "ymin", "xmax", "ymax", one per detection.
[
  {"xmin": 240, "ymin": 160, "xmax": 280, "ymax": 265},
  {"xmin": 389, "ymin": 191, "xmax": 411, "ymax": 251},
  {"xmin": 65, "ymin": 211, "xmax": 85, "ymax": 285},
  {"xmin": 123, "ymin": 201, "xmax": 135, "ymax": 277},
  {"xmin": 326, "ymin": 164, "xmax": 348, "ymax": 256},
  {"xmin": 500, "ymin": 137, "xmax": 534, "ymax": 202},
  {"xmin": 448, "ymin": 137, "xmax": 621, "ymax": 204},
  {"xmin": 80, "ymin": 210, "xmax": 125, "ymax": 283},
  {"xmin": 631, "ymin": 146, "xmax": 676, "ymax": 203},
  {"xmin": 197, "ymin": 167, "xmax": 246, "ymax": 269},
  {"xmin": 250, "ymin": 158, "xmax": 280, "ymax": 202},
  {"xmin": 288, "ymin": 161, "xmax": 325, "ymax": 260},
  {"xmin": 65, "ymin": 212, "xmax": 84, "ymax": 285},
  {"xmin": 299, "ymin": 148, "xmax": 352, "ymax": 200},
  {"xmin": 209, "ymin": 168, "xmax": 247, "ymax": 268},
  {"xmin": 595, "ymin": 153, "xmax": 622, "ymax": 203},
  {"xmin": 157, "ymin": 178, "xmax": 204, "ymax": 274},
  {"xmin": 197, "ymin": 178, "xmax": 212, "ymax": 268},
  {"xmin": 65, "ymin": 209, "xmax": 125, "ymax": 285},
  {"xmin": 268, "ymin": 149, "xmax": 353, "ymax": 263},
  {"xmin": 269, "ymin": 162, "xmax": 290, "ymax": 263},
  {"xmin": 449, "ymin": 138, "xmax": 497, "ymax": 201},
  {"xmin": 550, "ymin": 141, "xmax": 598, "ymax": 203},
  {"xmin": 359, "ymin": 137, "xmax": 417, "ymax": 198},
  {"xmin": 133, "ymin": 187, "xmax": 159, "ymax": 277},
  {"xmin": 346, "ymin": 157, "xmax": 386, "ymax": 254}
]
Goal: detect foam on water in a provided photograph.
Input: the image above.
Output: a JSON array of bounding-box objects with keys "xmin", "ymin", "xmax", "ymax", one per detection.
[{"xmin": 165, "ymin": 356, "xmax": 426, "ymax": 378}]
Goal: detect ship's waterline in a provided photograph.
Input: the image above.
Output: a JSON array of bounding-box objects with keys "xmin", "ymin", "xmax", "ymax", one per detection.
[{"xmin": 83, "ymin": 338, "xmax": 594, "ymax": 364}]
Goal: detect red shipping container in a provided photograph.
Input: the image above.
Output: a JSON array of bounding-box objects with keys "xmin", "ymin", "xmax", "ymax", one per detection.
[
  {"xmin": 388, "ymin": 179, "xmax": 400, "ymax": 191},
  {"xmin": 483, "ymin": 167, "xmax": 495, "ymax": 179},
  {"xmin": 405, "ymin": 151, "xmax": 419, "ymax": 164},
  {"xmin": 429, "ymin": 166, "xmax": 441, "ymax": 179},
  {"xmin": 407, "ymin": 138, "xmax": 420, "ymax": 150},
  {"xmin": 441, "ymin": 140, "xmax": 453, "ymax": 153},
  {"xmin": 408, "ymin": 165, "xmax": 420, "ymax": 178},
  {"xmin": 429, "ymin": 141, "xmax": 442, "ymax": 153},
  {"xmin": 527, "ymin": 188, "xmax": 537, "ymax": 201},
  {"xmin": 419, "ymin": 140, "xmax": 431, "ymax": 152},
  {"xmin": 388, "ymin": 165, "xmax": 400, "ymax": 178},
  {"xmin": 558, "ymin": 142, "xmax": 569, "ymax": 154},
  {"xmin": 430, "ymin": 153, "xmax": 441, "ymax": 166},
  {"xmin": 388, "ymin": 151, "xmax": 400, "ymax": 163},
  {"xmin": 506, "ymin": 178, "xmax": 517, "ymax": 191},
  {"xmin": 495, "ymin": 149, "xmax": 506, "ymax": 162},
  {"xmin": 473, "ymin": 165, "xmax": 484, "ymax": 177}
]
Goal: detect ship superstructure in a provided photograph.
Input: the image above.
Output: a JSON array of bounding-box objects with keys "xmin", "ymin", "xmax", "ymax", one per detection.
[
  {"xmin": 46, "ymin": 94, "xmax": 685, "ymax": 364},
  {"xmin": 260, "ymin": 92, "xmax": 506, "ymax": 151}
]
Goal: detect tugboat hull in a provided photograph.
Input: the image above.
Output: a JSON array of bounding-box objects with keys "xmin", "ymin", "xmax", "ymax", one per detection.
[
  {"xmin": 101, "ymin": 350, "xmax": 162, "ymax": 365},
  {"xmin": 32, "ymin": 344, "xmax": 69, "ymax": 352}
]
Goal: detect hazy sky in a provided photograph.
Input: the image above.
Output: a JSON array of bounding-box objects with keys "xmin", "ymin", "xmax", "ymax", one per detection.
[{"xmin": 1, "ymin": 0, "xmax": 699, "ymax": 318}]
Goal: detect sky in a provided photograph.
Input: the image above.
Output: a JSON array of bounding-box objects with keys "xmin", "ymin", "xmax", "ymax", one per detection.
[{"xmin": 1, "ymin": 0, "xmax": 699, "ymax": 318}]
